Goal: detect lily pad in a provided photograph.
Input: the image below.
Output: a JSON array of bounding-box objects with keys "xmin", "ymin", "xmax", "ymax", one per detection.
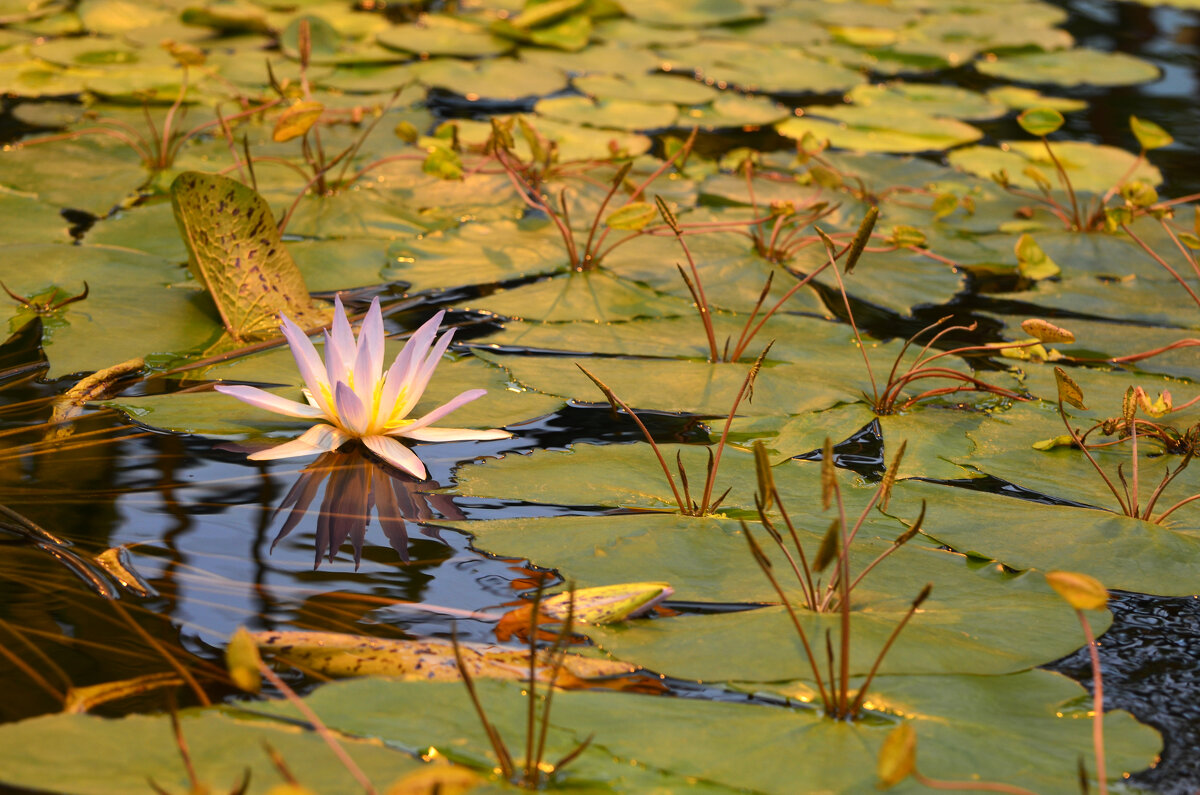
[
  {"xmin": 889, "ymin": 479, "xmax": 1200, "ymax": 595},
  {"xmin": 0, "ymin": 134, "xmax": 146, "ymax": 214},
  {"xmin": 413, "ymin": 56, "xmax": 566, "ymax": 101},
  {"xmin": 574, "ymin": 72, "xmax": 719, "ymax": 105},
  {"xmin": 659, "ymin": 40, "xmax": 865, "ymax": 95},
  {"xmin": 620, "ymin": 0, "xmax": 760, "ymax": 27},
  {"xmin": 976, "ymin": 48, "xmax": 1160, "ymax": 87},
  {"xmin": 0, "ymin": 244, "xmax": 219, "ymax": 378},
  {"xmin": 778, "ymin": 106, "xmax": 983, "ymax": 154},
  {"xmin": 0, "ymin": 708, "xmax": 424, "ymax": 795},
  {"xmin": 455, "ymin": 270, "xmax": 689, "ymax": 323},
  {"xmin": 471, "ymin": 353, "xmax": 860, "ymax": 418},
  {"xmin": 376, "ymin": 17, "xmax": 513, "ymax": 57},
  {"xmin": 250, "ymin": 675, "xmax": 1158, "ymax": 795},
  {"xmin": 534, "ymin": 96, "xmax": 678, "ymax": 131},
  {"xmin": 948, "ymin": 141, "xmax": 1163, "ymax": 193},
  {"xmin": 986, "ymin": 86, "xmax": 1088, "ymax": 112},
  {"xmin": 0, "ymin": 188, "xmax": 70, "ymax": 244},
  {"xmin": 383, "ymin": 219, "xmax": 568, "ymax": 293},
  {"xmin": 847, "ymin": 82, "xmax": 1006, "ymax": 121}
]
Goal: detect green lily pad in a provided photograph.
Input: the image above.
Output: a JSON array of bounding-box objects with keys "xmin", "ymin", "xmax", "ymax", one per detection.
[
  {"xmin": 892, "ymin": 9, "xmax": 1072, "ymax": 65},
  {"xmin": 455, "ymin": 270, "xmax": 689, "ymax": 323},
  {"xmin": 0, "ymin": 244, "xmax": 219, "ymax": 378},
  {"xmin": 519, "ymin": 42, "xmax": 662, "ymax": 79},
  {"xmin": 998, "ymin": 274, "xmax": 1199, "ymax": 330},
  {"xmin": 889, "ymin": 478, "xmax": 1200, "ymax": 595},
  {"xmin": 251, "ymin": 675, "xmax": 1158, "ymax": 795},
  {"xmin": 384, "ymin": 219, "xmax": 568, "ymax": 293},
  {"xmin": 779, "ymin": 106, "xmax": 983, "ymax": 154},
  {"xmin": 0, "ymin": 134, "xmax": 146, "ymax": 214},
  {"xmin": 847, "ymin": 82, "xmax": 1006, "ymax": 121},
  {"xmin": 589, "ymin": 552, "xmax": 1110, "ymax": 679},
  {"xmin": 659, "ymin": 41, "xmax": 865, "ymax": 94},
  {"xmin": 620, "ymin": 0, "xmax": 759, "ymax": 27},
  {"xmin": 534, "ymin": 96, "xmax": 678, "ymax": 131},
  {"xmin": 0, "ymin": 707, "xmax": 424, "ymax": 794},
  {"xmin": 413, "ymin": 56, "xmax": 566, "ymax": 101},
  {"xmin": 976, "ymin": 48, "xmax": 1160, "ymax": 87},
  {"xmin": 471, "ymin": 352, "xmax": 860, "ymax": 418},
  {"xmin": 574, "ymin": 72, "xmax": 719, "ymax": 105},
  {"xmin": 679, "ymin": 93, "xmax": 792, "ymax": 128},
  {"xmin": 377, "ymin": 17, "xmax": 513, "ymax": 57},
  {"xmin": 0, "ymin": 188, "xmax": 70, "ymax": 244},
  {"xmin": 948, "ymin": 140, "xmax": 1162, "ymax": 193},
  {"xmin": 986, "ymin": 86, "xmax": 1087, "ymax": 112}
]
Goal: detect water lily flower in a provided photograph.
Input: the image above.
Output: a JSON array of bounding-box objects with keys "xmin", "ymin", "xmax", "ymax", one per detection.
[{"xmin": 215, "ymin": 296, "xmax": 511, "ymax": 479}]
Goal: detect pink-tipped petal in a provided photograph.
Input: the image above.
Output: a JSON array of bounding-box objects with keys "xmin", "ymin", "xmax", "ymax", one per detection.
[
  {"xmin": 378, "ymin": 310, "xmax": 446, "ymax": 420},
  {"xmin": 396, "ymin": 327, "xmax": 456, "ymax": 417},
  {"xmin": 401, "ymin": 426, "xmax": 513, "ymax": 442},
  {"xmin": 391, "ymin": 388, "xmax": 485, "ymax": 434},
  {"xmin": 361, "ymin": 435, "xmax": 427, "ymax": 479},
  {"xmin": 280, "ymin": 315, "xmax": 334, "ymax": 417},
  {"xmin": 214, "ymin": 384, "xmax": 325, "ymax": 419},
  {"xmin": 326, "ymin": 296, "xmax": 355, "ymax": 388},
  {"xmin": 334, "ymin": 381, "xmax": 370, "ymax": 436},
  {"xmin": 248, "ymin": 424, "xmax": 350, "ymax": 460},
  {"xmin": 360, "ymin": 297, "xmax": 385, "ymax": 380}
]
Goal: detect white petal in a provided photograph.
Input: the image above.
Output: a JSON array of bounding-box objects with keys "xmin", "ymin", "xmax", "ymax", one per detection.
[
  {"xmin": 389, "ymin": 388, "xmax": 485, "ymax": 434},
  {"xmin": 361, "ymin": 435, "xmax": 427, "ymax": 479},
  {"xmin": 396, "ymin": 327, "xmax": 455, "ymax": 418},
  {"xmin": 334, "ymin": 381, "xmax": 370, "ymax": 435},
  {"xmin": 401, "ymin": 426, "xmax": 513, "ymax": 442},
  {"xmin": 326, "ymin": 296, "xmax": 355, "ymax": 388},
  {"xmin": 248, "ymin": 424, "xmax": 351, "ymax": 460},
  {"xmin": 360, "ymin": 296, "xmax": 385, "ymax": 381},
  {"xmin": 280, "ymin": 315, "xmax": 335, "ymax": 417},
  {"xmin": 378, "ymin": 310, "xmax": 445, "ymax": 420},
  {"xmin": 214, "ymin": 385, "xmax": 325, "ymax": 419}
]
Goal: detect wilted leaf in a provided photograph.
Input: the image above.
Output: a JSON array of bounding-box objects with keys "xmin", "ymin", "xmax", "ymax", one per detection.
[
  {"xmin": 1053, "ymin": 367, "xmax": 1086, "ymax": 410},
  {"xmin": 543, "ymin": 582, "xmax": 674, "ymax": 623},
  {"xmin": 170, "ymin": 172, "xmax": 331, "ymax": 342},
  {"xmin": 876, "ymin": 723, "xmax": 916, "ymax": 788},
  {"xmin": 1021, "ymin": 318, "xmax": 1075, "ymax": 344},
  {"xmin": 273, "ymin": 100, "xmax": 324, "ymax": 143},
  {"xmin": 251, "ymin": 631, "xmax": 638, "ymax": 688},
  {"xmin": 1032, "ymin": 435, "xmax": 1075, "ymax": 451},
  {"xmin": 226, "ymin": 627, "xmax": 262, "ymax": 694},
  {"xmin": 64, "ymin": 673, "xmax": 184, "ymax": 714},
  {"xmin": 1046, "ymin": 571, "xmax": 1108, "ymax": 611}
]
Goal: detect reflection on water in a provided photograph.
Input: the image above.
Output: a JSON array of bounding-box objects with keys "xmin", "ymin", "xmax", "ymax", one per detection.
[{"xmin": 269, "ymin": 449, "xmax": 465, "ymax": 567}]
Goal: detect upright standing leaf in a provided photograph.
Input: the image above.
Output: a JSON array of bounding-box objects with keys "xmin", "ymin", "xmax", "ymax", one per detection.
[{"xmin": 170, "ymin": 172, "xmax": 331, "ymax": 342}]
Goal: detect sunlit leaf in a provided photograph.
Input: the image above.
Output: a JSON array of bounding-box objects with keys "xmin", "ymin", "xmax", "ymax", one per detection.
[{"xmin": 1045, "ymin": 571, "xmax": 1109, "ymax": 611}]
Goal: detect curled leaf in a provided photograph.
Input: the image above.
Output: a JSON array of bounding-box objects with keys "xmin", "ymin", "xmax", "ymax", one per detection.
[
  {"xmin": 226, "ymin": 627, "xmax": 263, "ymax": 694},
  {"xmin": 1046, "ymin": 570, "xmax": 1108, "ymax": 611},
  {"xmin": 1020, "ymin": 318, "xmax": 1075, "ymax": 344},
  {"xmin": 1053, "ymin": 366, "xmax": 1087, "ymax": 410},
  {"xmin": 273, "ymin": 100, "xmax": 324, "ymax": 143},
  {"xmin": 876, "ymin": 722, "xmax": 917, "ymax": 788}
]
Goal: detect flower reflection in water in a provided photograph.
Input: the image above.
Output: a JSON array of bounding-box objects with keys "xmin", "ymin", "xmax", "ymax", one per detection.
[{"xmin": 271, "ymin": 449, "xmax": 465, "ymax": 567}]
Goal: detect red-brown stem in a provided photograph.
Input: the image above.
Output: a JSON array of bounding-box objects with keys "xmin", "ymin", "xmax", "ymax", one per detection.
[
  {"xmin": 672, "ymin": 232, "xmax": 719, "ymax": 362},
  {"xmin": 699, "ymin": 345, "xmax": 771, "ymax": 513},
  {"xmin": 576, "ymin": 365, "xmax": 687, "ymax": 513},
  {"xmin": 1156, "ymin": 493, "xmax": 1200, "ymax": 522},
  {"xmin": 1057, "ymin": 398, "xmax": 1130, "ymax": 515},
  {"xmin": 1097, "ymin": 149, "xmax": 1147, "ymax": 210},
  {"xmin": 256, "ymin": 660, "xmax": 377, "ymax": 794},
  {"xmin": 1078, "ymin": 610, "xmax": 1108, "ymax": 795},
  {"xmin": 824, "ymin": 243, "xmax": 878, "ymax": 404},
  {"xmin": 1040, "ymin": 136, "xmax": 1081, "ymax": 228},
  {"xmin": 1105, "ymin": 339, "xmax": 1200, "ymax": 364},
  {"xmin": 743, "ymin": 524, "xmax": 831, "ymax": 710},
  {"xmin": 912, "ymin": 769, "xmax": 1040, "ymax": 794},
  {"xmin": 848, "ymin": 585, "xmax": 929, "ymax": 716},
  {"xmin": 158, "ymin": 65, "xmax": 189, "ymax": 168},
  {"xmin": 772, "ymin": 486, "xmax": 819, "ymax": 609},
  {"xmin": 1158, "ymin": 217, "xmax": 1200, "ymax": 283},
  {"xmin": 1130, "ymin": 421, "xmax": 1141, "ymax": 518},
  {"xmin": 1121, "ymin": 222, "xmax": 1200, "ymax": 308},
  {"xmin": 831, "ymin": 475, "xmax": 852, "ymax": 718},
  {"xmin": 729, "ymin": 258, "xmax": 833, "ymax": 362}
]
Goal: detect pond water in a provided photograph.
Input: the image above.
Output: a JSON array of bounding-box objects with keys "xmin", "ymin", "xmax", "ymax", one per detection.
[{"xmin": 1, "ymin": 0, "xmax": 1199, "ymax": 792}]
